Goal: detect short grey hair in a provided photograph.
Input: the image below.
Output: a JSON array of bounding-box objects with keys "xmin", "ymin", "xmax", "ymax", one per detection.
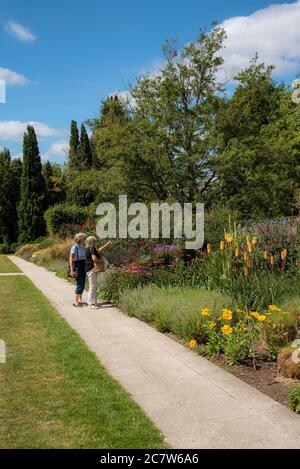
[
  {"xmin": 86, "ymin": 236, "xmax": 97, "ymax": 246},
  {"xmin": 74, "ymin": 232, "xmax": 86, "ymax": 243}
]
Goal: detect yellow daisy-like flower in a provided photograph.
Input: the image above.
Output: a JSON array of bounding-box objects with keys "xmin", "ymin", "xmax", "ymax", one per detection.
[
  {"xmin": 250, "ymin": 311, "xmax": 266, "ymax": 321},
  {"xmin": 268, "ymin": 305, "xmax": 282, "ymax": 312},
  {"xmin": 257, "ymin": 314, "xmax": 266, "ymax": 321},
  {"xmin": 220, "ymin": 309, "xmax": 233, "ymax": 321},
  {"xmin": 250, "ymin": 311, "xmax": 260, "ymax": 319},
  {"xmin": 189, "ymin": 339, "xmax": 197, "ymax": 349},
  {"xmin": 201, "ymin": 307, "xmax": 211, "ymax": 317},
  {"xmin": 208, "ymin": 321, "xmax": 216, "ymax": 330},
  {"xmin": 221, "ymin": 325, "xmax": 233, "ymax": 335}
]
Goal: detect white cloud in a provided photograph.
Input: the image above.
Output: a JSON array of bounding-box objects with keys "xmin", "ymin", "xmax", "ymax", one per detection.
[
  {"xmin": 138, "ymin": 58, "xmax": 165, "ymax": 78},
  {"xmin": 110, "ymin": 90, "xmax": 136, "ymax": 109},
  {"xmin": 0, "ymin": 67, "xmax": 28, "ymax": 86},
  {"xmin": 5, "ymin": 20, "xmax": 36, "ymax": 43},
  {"xmin": 220, "ymin": 0, "xmax": 300, "ymax": 78},
  {"xmin": 0, "ymin": 121, "xmax": 61, "ymax": 142},
  {"xmin": 136, "ymin": 1, "xmax": 300, "ymax": 85},
  {"xmin": 11, "ymin": 152, "xmax": 23, "ymax": 160},
  {"xmin": 43, "ymin": 140, "xmax": 69, "ymax": 160}
]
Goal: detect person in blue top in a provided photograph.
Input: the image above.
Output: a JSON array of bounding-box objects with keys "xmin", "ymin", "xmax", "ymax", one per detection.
[{"xmin": 69, "ymin": 232, "xmax": 87, "ymax": 307}]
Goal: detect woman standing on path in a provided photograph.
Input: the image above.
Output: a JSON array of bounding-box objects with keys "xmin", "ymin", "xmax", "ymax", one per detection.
[
  {"xmin": 69, "ymin": 232, "xmax": 87, "ymax": 307},
  {"xmin": 85, "ymin": 236, "xmax": 112, "ymax": 308}
]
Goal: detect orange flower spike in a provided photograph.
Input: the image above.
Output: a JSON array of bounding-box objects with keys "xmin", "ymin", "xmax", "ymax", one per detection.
[
  {"xmin": 220, "ymin": 240, "xmax": 225, "ymax": 251},
  {"xmin": 263, "ymin": 250, "xmax": 269, "ymax": 260},
  {"xmin": 270, "ymin": 255, "xmax": 275, "ymax": 266},
  {"xmin": 207, "ymin": 243, "xmax": 212, "ymax": 255},
  {"xmin": 235, "ymin": 246, "xmax": 240, "ymax": 258}
]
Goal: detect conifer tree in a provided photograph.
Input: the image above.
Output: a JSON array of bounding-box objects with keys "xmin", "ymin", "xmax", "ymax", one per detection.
[
  {"xmin": 69, "ymin": 120, "xmax": 80, "ymax": 168},
  {"xmin": 18, "ymin": 125, "xmax": 46, "ymax": 243},
  {"xmin": 0, "ymin": 149, "xmax": 13, "ymax": 245},
  {"xmin": 79, "ymin": 123, "xmax": 93, "ymax": 169}
]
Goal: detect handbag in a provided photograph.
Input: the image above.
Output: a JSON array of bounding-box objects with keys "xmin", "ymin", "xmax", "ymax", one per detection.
[
  {"xmin": 67, "ymin": 245, "xmax": 79, "ymax": 277},
  {"xmin": 93, "ymin": 258, "xmax": 105, "ymax": 273}
]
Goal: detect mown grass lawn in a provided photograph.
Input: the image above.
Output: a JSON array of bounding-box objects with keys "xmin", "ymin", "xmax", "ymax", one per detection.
[
  {"xmin": 0, "ymin": 276, "xmax": 166, "ymax": 449},
  {"xmin": 0, "ymin": 256, "xmax": 21, "ymax": 273}
]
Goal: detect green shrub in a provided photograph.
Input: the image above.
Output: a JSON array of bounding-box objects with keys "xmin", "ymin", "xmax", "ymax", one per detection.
[
  {"xmin": 287, "ymin": 385, "xmax": 300, "ymax": 413},
  {"xmin": 0, "ymin": 244, "xmax": 11, "ymax": 254},
  {"xmin": 220, "ymin": 272, "xmax": 298, "ymax": 311},
  {"xmin": 118, "ymin": 285, "xmax": 230, "ymax": 342},
  {"xmin": 44, "ymin": 204, "xmax": 89, "ymax": 237}
]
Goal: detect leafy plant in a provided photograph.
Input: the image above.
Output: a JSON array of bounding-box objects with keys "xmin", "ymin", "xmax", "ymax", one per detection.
[{"xmin": 287, "ymin": 385, "xmax": 300, "ymax": 414}]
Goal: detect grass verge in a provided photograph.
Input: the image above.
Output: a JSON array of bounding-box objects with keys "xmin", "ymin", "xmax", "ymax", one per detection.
[
  {"xmin": 0, "ymin": 256, "xmax": 21, "ymax": 273},
  {"xmin": 0, "ymin": 276, "xmax": 165, "ymax": 448}
]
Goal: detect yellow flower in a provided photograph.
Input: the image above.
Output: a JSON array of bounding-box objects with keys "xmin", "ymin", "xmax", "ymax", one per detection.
[
  {"xmin": 220, "ymin": 309, "xmax": 233, "ymax": 321},
  {"xmin": 235, "ymin": 246, "xmax": 240, "ymax": 258},
  {"xmin": 221, "ymin": 325, "xmax": 233, "ymax": 335},
  {"xmin": 268, "ymin": 305, "xmax": 281, "ymax": 312},
  {"xmin": 257, "ymin": 315, "xmax": 266, "ymax": 321},
  {"xmin": 220, "ymin": 240, "xmax": 225, "ymax": 251},
  {"xmin": 189, "ymin": 339, "xmax": 197, "ymax": 349},
  {"xmin": 201, "ymin": 307, "xmax": 211, "ymax": 317},
  {"xmin": 250, "ymin": 311, "xmax": 266, "ymax": 321},
  {"xmin": 208, "ymin": 321, "xmax": 216, "ymax": 329},
  {"xmin": 252, "ymin": 237, "xmax": 258, "ymax": 245}
]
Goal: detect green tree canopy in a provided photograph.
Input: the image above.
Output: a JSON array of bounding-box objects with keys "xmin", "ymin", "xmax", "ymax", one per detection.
[{"xmin": 18, "ymin": 125, "xmax": 46, "ymax": 243}]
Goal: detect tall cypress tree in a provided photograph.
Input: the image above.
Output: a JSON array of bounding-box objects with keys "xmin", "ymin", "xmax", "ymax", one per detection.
[
  {"xmin": 79, "ymin": 123, "xmax": 93, "ymax": 169},
  {"xmin": 8, "ymin": 158, "xmax": 22, "ymax": 243},
  {"xmin": 69, "ymin": 120, "xmax": 80, "ymax": 168},
  {"xmin": 0, "ymin": 150, "xmax": 22, "ymax": 245},
  {"xmin": 0, "ymin": 149, "xmax": 13, "ymax": 245},
  {"xmin": 18, "ymin": 125, "xmax": 46, "ymax": 243}
]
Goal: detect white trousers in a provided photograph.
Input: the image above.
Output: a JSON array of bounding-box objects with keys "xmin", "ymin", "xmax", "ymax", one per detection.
[{"xmin": 87, "ymin": 270, "xmax": 98, "ymax": 305}]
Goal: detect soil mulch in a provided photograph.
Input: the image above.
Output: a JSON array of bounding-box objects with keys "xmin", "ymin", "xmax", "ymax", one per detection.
[
  {"xmin": 164, "ymin": 330, "xmax": 298, "ymax": 409},
  {"xmin": 211, "ymin": 355, "xmax": 297, "ymax": 408}
]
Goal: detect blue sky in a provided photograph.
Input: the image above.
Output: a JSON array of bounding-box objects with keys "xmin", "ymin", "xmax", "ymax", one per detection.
[{"xmin": 0, "ymin": 0, "xmax": 299, "ymax": 162}]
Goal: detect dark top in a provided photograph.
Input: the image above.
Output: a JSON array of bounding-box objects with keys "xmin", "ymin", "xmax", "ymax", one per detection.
[{"xmin": 85, "ymin": 246, "xmax": 101, "ymax": 272}]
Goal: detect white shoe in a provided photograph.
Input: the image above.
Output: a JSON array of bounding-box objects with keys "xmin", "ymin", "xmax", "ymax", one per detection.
[{"xmin": 89, "ymin": 304, "xmax": 99, "ymax": 309}]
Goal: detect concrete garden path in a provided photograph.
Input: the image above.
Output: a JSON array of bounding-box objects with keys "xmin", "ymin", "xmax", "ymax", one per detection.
[{"xmin": 9, "ymin": 255, "xmax": 300, "ymax": 449}]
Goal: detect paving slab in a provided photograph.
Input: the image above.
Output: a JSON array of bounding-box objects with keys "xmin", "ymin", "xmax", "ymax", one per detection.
[{"xmin": 8, "ymin": 255, "xmax": 300, "ymax": 449}]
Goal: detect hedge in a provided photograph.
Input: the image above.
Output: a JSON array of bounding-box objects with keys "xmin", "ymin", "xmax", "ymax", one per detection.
[{"xmin": 44, "ymin": 204, "xmax": 89, "ymax": 237}]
